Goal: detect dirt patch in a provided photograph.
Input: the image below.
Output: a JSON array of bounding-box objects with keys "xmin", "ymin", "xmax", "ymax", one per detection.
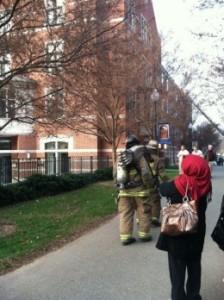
[{"xmin": 0, "ymin": 223, "xmax": 16, "ymax": 237}]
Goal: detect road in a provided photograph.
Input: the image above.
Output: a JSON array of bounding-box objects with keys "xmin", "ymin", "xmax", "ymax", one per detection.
[{"xmin": 0, "ymin": 167, "xmax": 223, "ymax": 300}]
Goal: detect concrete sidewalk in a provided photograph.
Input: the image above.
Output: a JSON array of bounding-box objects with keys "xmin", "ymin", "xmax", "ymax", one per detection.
[{"xmin": 0, "ymin": 167, "xmax": 223, "ymax": 300}]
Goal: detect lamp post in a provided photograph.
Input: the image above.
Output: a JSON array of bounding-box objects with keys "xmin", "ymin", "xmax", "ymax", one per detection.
[
  {"xmin": 151, "ymin": 88, "xmax": 160, "ymax": 140},
  {"xmin": 188, "ymin": 122, "xmax": 193, "ymax": 151}
]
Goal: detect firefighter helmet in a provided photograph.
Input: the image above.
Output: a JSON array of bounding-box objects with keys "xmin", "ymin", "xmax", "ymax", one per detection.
[{"xmin": 126, "ymin": 134, "xmax": 140, "ymax": 149}]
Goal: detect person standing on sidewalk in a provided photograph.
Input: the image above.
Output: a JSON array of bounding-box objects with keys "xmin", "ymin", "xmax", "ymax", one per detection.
[
  {"xmin": 116, "ymin": 134, "xmax": 154, "ymax": 245},
  {"xmin": 205, "ymin": 144, "xmax": 217, "ymax": 174},
  {"xmin": 192, "ymin": 145, "xmax": 204, "ymax": 158},
  {"xmin": 177, "ymin": 145, "xmax": 189, "ymax": 174},
  {"xmin": 147, "ymin": 140, "xmax": 168, "ymax": 226},
  {"xmin": 156, "ymin": 155, "xmax": 212, "ymax": 300}
]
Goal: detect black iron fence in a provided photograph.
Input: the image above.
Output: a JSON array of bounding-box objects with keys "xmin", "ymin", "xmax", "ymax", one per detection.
[
  {"xmin": 0, "ymin": 156, "xmax": 112, "ymax": 185},
  {"xmin": 165, "ymin": 146, "xmax": 178, "ymax": 166}
]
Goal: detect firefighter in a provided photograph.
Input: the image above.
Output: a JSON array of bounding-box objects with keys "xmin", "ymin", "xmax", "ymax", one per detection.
[
  {"xmin": 116, "ymin": 134, "xmax": 154, "ymax": 246},
  {"xmin": 147, "ymin": 140, "xmax": 168, "ymax": 227}
]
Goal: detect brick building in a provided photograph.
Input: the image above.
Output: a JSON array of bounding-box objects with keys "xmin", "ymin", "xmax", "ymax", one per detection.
[
  {"xmin": 0, "ymin": 0, "xmax": 163, "ymax": 182},
  {"xmin": 158, "ymin": 66, "xmax": 192, "ymax": 164},
  {"xmin": 0, "ymin": 1, "xmax": 190, "ymax": 182}
]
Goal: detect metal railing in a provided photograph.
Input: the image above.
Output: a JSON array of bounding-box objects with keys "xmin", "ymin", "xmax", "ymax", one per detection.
[{"xmin": 0, "ymin": 156, "xmax": 112, "ymax": 185}]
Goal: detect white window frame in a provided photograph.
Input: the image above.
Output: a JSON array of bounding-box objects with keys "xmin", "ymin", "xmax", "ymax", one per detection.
[
  {"xmin": 40, "ymin": 136, "xmax": 73, "ymax": 152},
  {"xmin": 40, "ymin": 136, "xmax": 73, "ymax": 176},
  {"xmin": 0, "ymin": 87, "xmax": 16, "ymax": 119},
  {"xmin": 42, "ymin": 137, "xmax": 71, "ymax": 175},
  {"xmin": 46, "ymin": 39, "xmax": 64, "ymax": 74},
  {"xmin": 0, "ymin": 53, "xmax": 11, "ymax": 78},
  {"xmin": 127, "ymin": 92, "xmax": 137, "ymax": 115},
  {"xmin": 166, "ymin": 99, "xmax": 169, "ymax": 113},
  {"xmin": 145, "ymin": 70, "xmax": 152, "ymax": 87},
  {"xmin": 161, "ymin": 72, "xmax": 165, "ymax": 85},
  {"xmin": 161, "ymin": 98, "xmax": 169, "ymax": 114},
  {"xmin": 125, "ymin": 0, "xmax": 136, "ymax": 29},
  {"xmin": 140, "ymin": 14, "xmax": 149, "ymax": 43},
  {"xmin": 45, "ymin": 0, "xmax": 65, "ymax": 26},
  {"xmin": 0, "ymin": 10, "xmax": 11, "ymax": 34},
  {"xmin": 166, "ymin": 79, "xmax": 169, "ymax": 91}
]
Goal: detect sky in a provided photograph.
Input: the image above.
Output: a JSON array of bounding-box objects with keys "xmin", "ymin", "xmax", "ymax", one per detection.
[
  {"xmin": 152, "ymin": 0, "xmax": 195, "ymax": 42},
  {"xmin": 152, "ymin": 0, "xmax": 222, "ymax": 58},
  {"xmin": 151, "ymin": 0, "xmax": 224, "ymax": 126}
]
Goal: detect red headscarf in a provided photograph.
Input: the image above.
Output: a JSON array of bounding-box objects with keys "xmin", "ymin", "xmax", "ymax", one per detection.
[{"xmin": 174, "ymin": 154, "xmax": 212, "ymax": 200}]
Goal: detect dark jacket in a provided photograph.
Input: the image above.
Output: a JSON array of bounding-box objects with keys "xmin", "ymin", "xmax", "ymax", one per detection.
[
  {"xmin": 156, "ymin": 181, "xmax": 207, "ymax": 260},
  {"xmin": 211, "ymin": 195, "xmax": 224, "ymax": 251},
  {"xmin": 205, "ymin": 150, "xmax": 216, "ymax": 162},
  {"xmin": 221, "ymin": 195, "xmax": 224, "ymax": 212}
]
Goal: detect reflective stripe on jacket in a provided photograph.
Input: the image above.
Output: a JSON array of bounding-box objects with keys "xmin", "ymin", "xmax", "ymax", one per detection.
[{"xmin": 118, "ymin": 189, "xmax": 151, "ymax": 198}]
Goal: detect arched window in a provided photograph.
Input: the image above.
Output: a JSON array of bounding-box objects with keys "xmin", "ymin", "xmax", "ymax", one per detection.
[{"xmin": 44, "ymin": 140, "xmax": 69, "ymax": 175}]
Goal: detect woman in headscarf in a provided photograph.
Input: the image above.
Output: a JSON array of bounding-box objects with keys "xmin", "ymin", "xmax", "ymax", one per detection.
[{"xmin": 156, "ymin": 155, "xmax": 212, "ymax": 300}]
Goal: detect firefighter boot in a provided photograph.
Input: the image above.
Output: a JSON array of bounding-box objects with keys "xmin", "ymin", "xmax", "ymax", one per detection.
[{"xmin": 122, "ymin": 237, "xmax": 136, "ymax": 246}]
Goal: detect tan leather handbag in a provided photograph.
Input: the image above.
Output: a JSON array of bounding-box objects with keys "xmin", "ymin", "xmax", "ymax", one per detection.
[{"xmin": 161, "ymin": 184, "xmax": 198, "ymax": 236}]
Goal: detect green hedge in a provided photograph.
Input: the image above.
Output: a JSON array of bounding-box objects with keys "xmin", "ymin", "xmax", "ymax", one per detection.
[
  {"xmin": 166, "ymin": 165, "xmax": 178, "ymax": 170},
  {"xmin": 0, "ymin": 168, "xmax": 113, "ymax": 207}
]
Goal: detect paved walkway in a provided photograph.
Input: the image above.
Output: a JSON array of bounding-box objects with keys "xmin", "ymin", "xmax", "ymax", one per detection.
[{"xmin": 0, "ymin": 167, "xmax": 223, "ymax": 300}]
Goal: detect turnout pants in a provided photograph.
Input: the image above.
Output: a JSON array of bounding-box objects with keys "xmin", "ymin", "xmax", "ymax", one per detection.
[
  {"xmin": 168, "ymin": 253, "xmax": 202, "ymax": 300},
  {"xmin": 151, "ymin": 191, "xmax": 161, "ymax": 220},
  {"xmin": 118, "ymin": 196, "xmax": 151, "ymax": 241}
]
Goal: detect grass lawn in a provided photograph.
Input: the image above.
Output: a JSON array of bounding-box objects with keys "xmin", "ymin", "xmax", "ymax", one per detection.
[
  {"xmin": 166, "ymin": 168, "xmax": 178, "ymax": 179},
  {"xmin": 0, "ymin": 182, "xmax": 116, "ymax": 274},
  {"xmin": 0, "ymin": 169, "xmax": 177, "ymax": 275}
]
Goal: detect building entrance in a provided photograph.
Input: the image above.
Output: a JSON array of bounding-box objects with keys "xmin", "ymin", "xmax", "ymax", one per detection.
[
  {"xmin": 44, "ymin": 141, "xmax": 69, "ymax": 175},
  {"xmin": 0, "ymin": 139, "xmax": 12, "ymax": 184}
]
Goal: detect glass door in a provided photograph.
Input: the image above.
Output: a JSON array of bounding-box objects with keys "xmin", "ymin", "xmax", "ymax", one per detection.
[
  {"xmin": 45, "ymin": 142, "xmax": 56, "ymax": 175},
  {"xmin": 0, "ymin": 139, "xmax": 12, "ymax": 184},
  {"xmin": 58, "ymin": 142, "xmax": 69, "ymax": 174}
]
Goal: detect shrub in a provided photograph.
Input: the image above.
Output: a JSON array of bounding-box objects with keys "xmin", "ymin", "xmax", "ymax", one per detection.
[{"xmin": 0, "ymin": 167, "xmax": 113, "ymax": 207}]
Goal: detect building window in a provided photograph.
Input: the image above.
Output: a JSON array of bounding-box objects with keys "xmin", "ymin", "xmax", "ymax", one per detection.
[
  {"xmin": 127, "ymin": 92, "xmax": 137, "ymax": 115},
  {"xmin": 161, "ymin": 98, "xmax": 165, "ymax": 112},
  {"xmin": 45, "ymin": 88, "xmax": 64, "ymax": 119},
  {"xmin": 44, "ymin": 139, "xmax": 69, "ymax": 175},
  {"xmin": 46, "ymin": 39, "xmax": 64, "ymax": 74},
  {"xmin": 161, "ymin": 98, "xmax": 169, "ymax": 114},
  {"xmin": 140, "ymin": 15, "xmax": 149, "ymax": 42},
  {"xmin": 145, "ymin": 70, "xmax": 152, "ymax": 87},
  {"xmin": 0, "ymin": 53, "xmax": 11, "ymax": 78},
  {"xmin": 0, "ymin": 87, "xmax": 16, "ymax": 118},
  {"xmin": 166, "ymin": 79, "xmax": 169, "ymax": 91},
  {"xmin": 45, "ymin": 0, "xmax": 63, "ymax": 26},
  {"xmin": 0, "ymin": 10, "xmax": 11, "ymax": 34},
  {"xmin": 161, "ymin": 72, "xmax": 165, "ymax": 85},
  {"xmin": 58, "ymin": 141, "xmax": 68, "ymax": 149},
  {"xmin": 125, "ymin": 0, "xmax": 136, "ymax": 29},
  {"xmin": 166, "ymin": 99, "xmax": 169, "ymax": 113},
  {"xmin": 127, "ymin": 92, "xmax": 141, "ymax": 121}
]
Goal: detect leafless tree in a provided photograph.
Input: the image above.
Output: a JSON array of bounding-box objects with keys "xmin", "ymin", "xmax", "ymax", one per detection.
[
  {"xmin": 0, "ymin": 0, "xmax": 129, "ymax": 132},
  {"xmin": 189, "ymin": 1, "xmax": 224, "ymax": 125},
  {"xmin": 195, "ymin": 0, "xmax": 224, "ymax": 9},
  {"xmin": 45, "ymin": 23, "xmax": 158, "ymax": 166},
  {"xmin": 192, "ymin": 122, "xmax": 221, "ymax": 151}
]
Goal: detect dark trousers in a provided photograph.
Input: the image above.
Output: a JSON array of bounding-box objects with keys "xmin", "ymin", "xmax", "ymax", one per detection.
[{"xmin": 168, "ymin": 253, "xmax": 202, "ymax": 300}]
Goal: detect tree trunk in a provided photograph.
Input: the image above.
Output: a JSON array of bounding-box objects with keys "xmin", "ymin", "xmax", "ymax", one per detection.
[{"xmin": 111, "ymin": 142, "xmax": 118, "ymax": 181}]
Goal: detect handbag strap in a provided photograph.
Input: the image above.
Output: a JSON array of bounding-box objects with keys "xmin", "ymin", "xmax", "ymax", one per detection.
[{"xmin": 182, "ymin": 180, "xmax": 191, "ymax": 202}]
